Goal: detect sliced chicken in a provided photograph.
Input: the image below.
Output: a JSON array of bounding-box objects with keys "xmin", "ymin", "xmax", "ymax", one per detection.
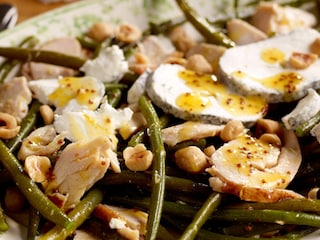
[
  {"xmin": 251, "ymin": 1, "xmax": 316, "ymax": 35},
  {"xmin": 0, "ymin": 76, "xmax": 32, "ymax": 123},
  {"xmin": 227, "ymin": 18, "xmax": 267, "ymax": 45},
  {"xmin": 93, "ymin": 204, "xmax": 148, "ymax": 240},
  {"xmin": 206, "ymin": 128, "xmax": 302, "ymax": 202},
  {"xmin": 128, "ymin": 35, "xmax": 175, "ymax": 74},
  {"xmin": 22, "ymin": 38, "xmax": 82, "ymax": 80},
  {"xmin": 45, "ymin": 136, "xmax": 117, "ymax": 210},
  {"xmin": 161, "ymin": 121, "xmax": 225, "ymax": 146},
  {"xmin": 168, "ymin": 25, "xmax": 196, "ymax": 53},
  {"xmin": 17, "ymin": 125, "xmax": 66, "ymax": 161}
]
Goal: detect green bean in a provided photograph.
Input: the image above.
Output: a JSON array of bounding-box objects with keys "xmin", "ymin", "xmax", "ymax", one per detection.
[
  {"xmin": 0, "ymin": 204, "xmax": 8, "ymax": 232},
  {"xmin": 138, "ymin": 96, "xmax": 166, "ymax": 240},
  {"xmin": 225, "ymin": 198, "xmax": 320, "ymax": 213},
  {"xmin": 107, "ymin": 88, "xmax": 122, "ymax": 107},
  {"xmin": 197, "ymin": 229, "xmax": 289, "ymax": 240},
  {"xmin": 128, "ymin": 114, "xmax": 170, "ymax": 147},
  {"xmin": 283, "ymin": 226, "xmax": 319, "ymax": 238},
  {"xmin": 0, "ymin": 36, "xmax": 39, "ymax": 83},
  {"xmin": 100, "ymin": 170, "xmax": 210, "ymax": 194},
  {"xmin": 92, "ymin": 37, "xmax": 113, "ymax": 58},
  {"xmin": 144, "ymin": 17, "xmax": 186, "ymax": 35},
  {"xmin": 0, "ymin": 47, "xmax": 86, "ymax": 69},
  {"xmin": 211, "ymin": 209, "xmax": 320, "ymax": 227},
  {"xmin": 76, "ymin": 35, "xmax": 99, "ymax": 50},
  {"xmin": 167, "ymin": 138, "xmax": 207, "ymax": 152},
  {"xmin": 157, "ymin": 224, "xmax": 177, "ymax": 240},
  {"xmin": 0, "ymin": 60, "xmax": 19, "ymax": 83},
  {"xmin": 38, "ymin": 188, "xmax": 103, "ymax": 240},
  {"xmin": 120, "ymin": 72, "xmax": 140, "ymax": 85},
  {"xmin": 5, "ymin": 100, "xmax": 41, "ymax": 152},
  {"xmin": 164, "ymin": 215, "xmax": 287, "ymax": 240},
  {"xmin": 104, "ymin": 83, "xmax": 128, "ymax": 90},
  {"xmin": 222, "ymin": 222, "xmax": 282, "ymax": 237},
  {"xmin": 165, "ymin": 176, "xmax": 210, "ymax": 194},
  {"xmin": 179, "ymin": 192, "xmax": 222, "ymax": 240},
  {"xmin": 0, "ymin": 139, "xmax": 72, "ymax": 228},
  {"xmin": 296, "ymin": 110, "xmax": 320, "ymax": 137},
  {"xmin": 27, "ymin": 207, "xmax": 41, "ymax": 240},
  {"xmin": 175, "ymin": 0, "xmax": 235, "ymax": 48},
  {"xmin": 107, "ymin": 196, "xmax": 198, "ymax": 218},
  {"xmin": 104, "ymin": 84, "xmax": 126, "ymax": 110},
  {"xmin": 128, "ymin": 129, "xmax": 146, "ymax": 146}
]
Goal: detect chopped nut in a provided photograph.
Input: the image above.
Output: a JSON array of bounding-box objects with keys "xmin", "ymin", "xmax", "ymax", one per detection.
[
  {"xmin": 186, "ymin": 43, "xmax": 226, "ymax": 74},
  {"xmin": 129, "ymin": 52, "xmax": 152, "ymax": 75},
  {"xmin": 220, "ymin": 120, "xmax": 244, "ymax": 142},
  {"xmin": 204, "ymin": 145, "xmax": 216, "ymax": 157},
  {"xmin": 0, "ymin": 112, "xmax": 20, "ymax": 139},
  {"xmin": 87, "ymin": 22, "xmax": 114, "ymax": 42},
  {"xmin": 116, "ymin": 23, "xmax": 142, "ymax": 43},
  {"xmin": 134, "ymin": 52, "xmax": 150, "ymax": 65},
  {"xmin": 259, "ymin": 133, "xmax": 282, "ymax": 147},
  {"xmin": 307, "ymin": 187, "xmax": 320, "ymax": 199},
  {"xmin": 40, "ymin": 104, "xmax": 54, "ymax": 125},
  {"xmin": 186, "ymin": 54, "xmax": 213, "ymax": 74},
  {"xmin": 162, "ymin": 51, "xmax": 187, "ymax": 65},
  {"xmin": 123, "ymin": 144, "xmax": 153, "ymax": 171},
  {"xmin": 174, "ymin": 146, "xmax": 209, "ymax": 174},
  {"xmin": 289, "ymin": 52, "xmax": 317, "ymax": 69},
  {"xmin": 24, "ymin": 155, "xmax": 51, "ymax": 186},
  {"xmin": 255, "ymin": 118, "xmax": 282, "ymax": 137}
]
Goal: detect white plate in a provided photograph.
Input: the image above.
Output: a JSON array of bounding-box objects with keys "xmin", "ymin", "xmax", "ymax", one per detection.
[{"xmin": 0, "ymin": 0, "xmax": 319, "ymax": 239}]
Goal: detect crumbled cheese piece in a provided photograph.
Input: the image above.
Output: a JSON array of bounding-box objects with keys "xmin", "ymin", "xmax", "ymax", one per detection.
[
  {"xmin": 109, "ymin": 218, "xmax": 127, "ymax": 229},
  {"xmin": 80, "ymin": 45, "xmax": 128, "ymax": 83}
]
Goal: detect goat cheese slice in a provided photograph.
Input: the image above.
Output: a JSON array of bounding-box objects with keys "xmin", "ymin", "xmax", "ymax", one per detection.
[
  {"xmin": 146, "ymin": 64, "xmax": 267, "ymax": 125},
  {"xmin": 219, "ymin": 28, "xmax": 320, "ymax": 103}
]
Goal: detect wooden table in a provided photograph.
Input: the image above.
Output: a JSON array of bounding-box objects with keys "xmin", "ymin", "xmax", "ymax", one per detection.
[{"xmin": 4, "ymin": 0, "xmax": 79, "ymax": 23}]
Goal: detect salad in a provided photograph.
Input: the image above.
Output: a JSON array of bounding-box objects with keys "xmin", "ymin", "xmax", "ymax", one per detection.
[{"xmin": 1, "ymin": 0, "xmax": 320, "ymax": 239}]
